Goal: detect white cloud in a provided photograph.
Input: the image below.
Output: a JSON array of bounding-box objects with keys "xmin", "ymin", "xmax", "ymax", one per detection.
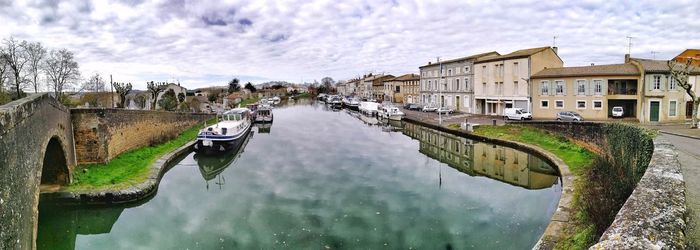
[{"xmin": 1, "ymin": 0, "xmax": 699, "ymax": 90}]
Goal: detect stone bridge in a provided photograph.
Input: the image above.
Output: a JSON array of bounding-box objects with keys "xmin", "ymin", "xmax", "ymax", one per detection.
[{"xmin": 0, "ymin": 94, "xmax": 77, "ymax": 250}]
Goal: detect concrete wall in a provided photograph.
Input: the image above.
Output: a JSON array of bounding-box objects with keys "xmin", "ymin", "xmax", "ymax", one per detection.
[
  {"xmin": 0, "ymin": 94, "xmax": 77, "ymax": 250},
  {"xmin": 71, "ymin": 109, "xmax": 212, "ymax": 164}
]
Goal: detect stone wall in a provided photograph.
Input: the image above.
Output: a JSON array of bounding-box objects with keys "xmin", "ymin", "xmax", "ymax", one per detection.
[
  {"xmin": 0, "ymin": 94, "xmax": 77, "ymax": 250},
  {"xmin": 512, "ymin": 121, "xmax": 686, "ymax": 248},
  {"xmin": 71, "ymin": 109, "xmax": 212, "ymax": 164}
]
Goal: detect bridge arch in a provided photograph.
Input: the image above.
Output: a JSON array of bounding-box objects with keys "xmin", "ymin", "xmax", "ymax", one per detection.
[{"xmin": 40, "ymin": 136, "xmax": 70, "ymax": 185}]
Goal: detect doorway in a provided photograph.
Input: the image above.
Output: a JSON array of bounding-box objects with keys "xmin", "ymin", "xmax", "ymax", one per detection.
[
  {"xmin": 455, "ymin": 96, "xmax": 460, "ymax": 111},
  {"xmin": 650, "ymin": 101, "xmax": 660, "ymax": 122}
]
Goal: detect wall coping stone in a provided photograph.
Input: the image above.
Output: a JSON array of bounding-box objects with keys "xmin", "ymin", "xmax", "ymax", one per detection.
[
  {"xmin": 41, "ymin": 140, "xmax": 195, "ymax": 205},
  {"xmin": 402, "ymin": 117, "xmax": 575, "ymax": 250}
]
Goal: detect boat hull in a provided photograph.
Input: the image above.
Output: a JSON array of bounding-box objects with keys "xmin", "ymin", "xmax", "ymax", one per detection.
[{"xmin": 194, "ymin": 124, "xmax": 252, "ymax": 155}]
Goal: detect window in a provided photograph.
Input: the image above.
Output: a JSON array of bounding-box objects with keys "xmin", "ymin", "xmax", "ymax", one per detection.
[
  {"xmin": 577, "ymin": 100, "xmax": 586, "ymax": 109},
  {"xmin": 577, "ymin": 80, "xmax": 586, "ymax": 95},
  {"xmin": 555, "ymin": 100, "xmax": 564, "ymax": 109},
  {"xmin": 540, "ymin": 80, "xmax": 549, "ymax": 95},
  {"xmin": 669, "ymin": 77, "xmax": 677, "ymax": 90},
  {"xmin": 653, "ymin": 75, "xmax": 661, "ymax": 90},
  {"xmin": 593, "ymin": 100, "xmax": 603, "ymax": 109},
  {"xmin": 513, "ymin": 81, "xmax": 518, "ymax": 95},
  {"xmin": 455, "ymin": 79, "xmax": 460, "ymax": 90},
  {"xmin": 594, "ymin": 80, "xmax": 602, "ymax": 95},
  {"xmin": 465, "ymin": 78, "xmax": 470, "ymax": 91},
  {"xmin": 670, "ymin": 100, "xmax": 677, "ymax": 116},
  {"xmin": 395, "ymin": 86, "xmax": 400, "ymax": 92},
  {"xmin": 464, "ymin": 95, "xmax": 470, "ymax": 107},
  {"xmin": 464, "ymin": 66, "xmax": 470, "ymax": 73},
  {"xmin": 513, "ymin": 62, "xmax": 519, "ymax": 76},
  {"xmin": 556, "ymin": 81, "xmax": 564, "ymax": 95},
  {"xmin": 541, "ymin": 100, "xmax": 549, "ymax": 108},
  {"xmin": 448, "ymin": 69, "xmax": 452, "ymax": 76}
]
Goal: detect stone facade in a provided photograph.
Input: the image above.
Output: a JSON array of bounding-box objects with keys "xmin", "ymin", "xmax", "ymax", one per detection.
[
  {"xmin": 0, "ymin": 94, "xmax": 77, "ymax": 250},
  {"xmin": 71, "ymin": 109, "xmax": 212, "ymax": 164}
]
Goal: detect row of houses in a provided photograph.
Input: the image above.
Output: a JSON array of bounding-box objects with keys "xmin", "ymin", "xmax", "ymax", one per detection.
[{"xmin": 339, "ymin": 47, "xmax": 700, "ymax": 123}]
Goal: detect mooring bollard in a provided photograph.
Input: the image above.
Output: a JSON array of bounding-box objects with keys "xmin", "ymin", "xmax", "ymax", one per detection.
[{"xmin": 492, "ymin": 119, "xmax": 496, "ymax": 126}]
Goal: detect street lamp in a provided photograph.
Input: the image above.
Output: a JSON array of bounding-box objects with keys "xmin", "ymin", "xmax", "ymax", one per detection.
[{"xmin": 438, "ymin": 57, "xmax": 443, "ymax": 125}]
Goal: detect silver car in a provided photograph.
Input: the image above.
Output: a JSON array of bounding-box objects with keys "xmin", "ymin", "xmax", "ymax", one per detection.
[{"xmin": 556, "ymin": 111, "xmax": 583, "ymax": 122}]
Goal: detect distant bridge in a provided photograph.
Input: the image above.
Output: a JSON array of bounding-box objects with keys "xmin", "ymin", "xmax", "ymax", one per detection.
[{"xmin": 0, "ymin": 94, "xmax": 76, "ymax": 250}]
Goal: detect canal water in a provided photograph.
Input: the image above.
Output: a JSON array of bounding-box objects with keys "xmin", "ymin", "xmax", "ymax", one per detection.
[{"xmin": 38, "ymin": 100, "xmax": 561, "ymax": 249}]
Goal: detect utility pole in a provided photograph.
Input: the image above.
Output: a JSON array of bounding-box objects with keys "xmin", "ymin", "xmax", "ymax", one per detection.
[
  {"xmin": 110, "ymin": 74, "xmax": 114, "ymax": 108},
  {"xmin": 651, "ymin": 51, "xmax": 658, "ymax": 59},
  {"xmin": 438, "ymin": 56, "xmax": 442, "ymax": 125},
  {"xmin": 626, "ymin": 36, "xmax": 634, "ymax": 55}
]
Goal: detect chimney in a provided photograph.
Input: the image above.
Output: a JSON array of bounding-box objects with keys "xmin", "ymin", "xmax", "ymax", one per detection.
[
  {"xmin": 428, "ymin": 61, "xmax": 432, "ymax": 65},
  {"xmin": 552, "ymin": 46, "xmax": 558, "ymax": 54},
  {"xmin": 624, "ymin": 54, "xmax": 630, "ymax": 63}
]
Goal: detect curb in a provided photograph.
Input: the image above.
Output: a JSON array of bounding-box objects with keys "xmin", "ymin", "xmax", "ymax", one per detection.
[
  {"xmin": 41, "ymin": 141, "xmax": 196, "ymax": 205},
  {"xmin": 403, "ymin": 117, "xmax": 576, "ymax": 250},
  {"xmin": 660, "ymin": 130, "xmax": 700, "ymax": 141}
]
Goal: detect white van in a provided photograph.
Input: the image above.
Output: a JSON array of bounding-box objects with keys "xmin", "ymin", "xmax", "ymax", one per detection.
[{"xmin": 504, "ymin": 108, "xmax": 532, "ymax": 120}]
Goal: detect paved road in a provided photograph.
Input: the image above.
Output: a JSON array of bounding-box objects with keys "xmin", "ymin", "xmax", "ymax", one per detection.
[{"xmin": 661, "ymin": 133, "xmax": 700, "ymax": 245}]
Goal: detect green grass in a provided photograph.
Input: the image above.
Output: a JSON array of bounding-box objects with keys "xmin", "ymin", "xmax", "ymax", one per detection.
[
  {"xmin": 473, "ymin": 125, "xmax": 594, "ymax": 174},
  {"xmin": 295, "ymin": 92, "xmax": 312, "ymax": 98},
  {"xmin": 67, "ymin": 118, "xmax": 215, "ymax": 192}
]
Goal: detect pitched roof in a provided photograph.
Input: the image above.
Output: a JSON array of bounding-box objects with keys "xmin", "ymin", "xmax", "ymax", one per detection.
[
  {"xmin": 531, "ymin": 63, "xmax": 640, "ymax": 79},
  {"xmin": 419, "ymin": 51, "xmax": 500, "ymax": 68},
  {"xmin": 476, "ymin": 46, "xmax": 554, "ymax": 63},
  {"xmin": 630, "ymin": 57, "xmax": 700, "ymax": 74},
  {"xmin": 393, "ymin": 73, "xmax": 420, "ymax": 81}
]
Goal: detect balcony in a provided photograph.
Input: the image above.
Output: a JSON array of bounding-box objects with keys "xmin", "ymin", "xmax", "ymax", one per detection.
[{"xmin": 607, "ymin": 79, "xmax": 638, "ymax": 95}]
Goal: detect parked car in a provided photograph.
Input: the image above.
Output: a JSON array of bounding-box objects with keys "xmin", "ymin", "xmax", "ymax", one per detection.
[
  {"xmin": 503, "ymin": 108, "xmax": 532, "ymax": 120},
  {"xmin": 556, "ymin": 111, "xmax": 584, "ymax": 122},
  {"xmin": 422, "ymin": 105, "xmax": 437, "ymax": 112},
  {"xmin": 436, "ymin": 107, "xmax": 454, "ymax": 114},
  {"xmin": 406, "ymin": 104, "xmax": 421, "ymax": 110},
  {"xmin": 611, "ymin": 106, "xmax": 624, "ymax": 117}
]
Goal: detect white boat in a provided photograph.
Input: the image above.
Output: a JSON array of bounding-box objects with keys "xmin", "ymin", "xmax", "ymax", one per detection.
[
  {"xmin": 271, "ymin": 96, "xmax": 281, "ymax": 105},
  {"xmin": 379, "ymin": 106, "xmax": 405, "ymax": 121},
  {"xmin": 345, "ymin": 97, "xmax": 360, "ymax": 110},
  {"xmin": 327, "ymin": 95, "xmax": 342, "ymax": 107},
  {"xmin": 359, "ymin": 101, "xmax": 379, "ymax": 116},
  {"xmin": 194, "ymin": 108, "xmax": 252, "ymax": 154},
  {"xmin": 259, "ymin": 98, "xmax": 272, "ymax": 109},
  {"xmin": 255, "ymin": 106, "xmax": 273, "ymax": 123}
]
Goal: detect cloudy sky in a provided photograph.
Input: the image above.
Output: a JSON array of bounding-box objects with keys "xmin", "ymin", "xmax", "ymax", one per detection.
[{"xmin": 1, "ymin": 0, "xmax": 699, "ymax": 90}]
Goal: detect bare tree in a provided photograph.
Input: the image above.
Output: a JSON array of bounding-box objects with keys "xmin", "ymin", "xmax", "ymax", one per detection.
[
  {"xmin": 113, "ymin": 82, "xmax": 132, "ymax": 108},
  {"xmin": 0, "ymin": 48, "xmax": 9, "ymax": 93},
  {"xmin": 146, "ymin": 81, "xmax": 166, "ymax": 110},
  {"xmin": 2, "ymin": 37, "xmax": 29, "ymax": 98},
  {"xmin": 25, "ymin": 41, "xmax": 46, "ymax": 93},
  {"xmin": 82, "ymin": 73, "xmax": 106, "ymax": 92},
  {"xmin": 669, "ymin": 60, "xmax": 700, "ymax": 129},
  {"xmin": 44, "ymin": 48, "xmax": 80, "ymax": 98}
]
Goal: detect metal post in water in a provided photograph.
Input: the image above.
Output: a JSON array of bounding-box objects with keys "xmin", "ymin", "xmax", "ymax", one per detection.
[{"xmin": 492, "ymin": 119, "xmax": 496, "ymax": 126}]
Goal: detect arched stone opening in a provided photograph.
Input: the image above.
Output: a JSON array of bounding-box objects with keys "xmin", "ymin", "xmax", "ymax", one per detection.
[{"xmin": 41, "ymin": 136, "xmax": 69, "ymax": 185}]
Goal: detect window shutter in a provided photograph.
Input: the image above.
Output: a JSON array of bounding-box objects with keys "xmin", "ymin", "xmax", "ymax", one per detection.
[
  {"xmin": 550, "ymin": 81, "xmax": 555, "ymax": 96},
  {"xmin": 587, "ymin": 80, "xmax": 593, "ymax": 96},
  {"xmin": 601, "ymin": 80, "xmax": 607, "ymax": 96}
]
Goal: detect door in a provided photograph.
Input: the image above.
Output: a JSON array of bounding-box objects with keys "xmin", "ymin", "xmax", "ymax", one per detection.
[
  {"xmin": 688, "ymin": 101, "xmax": 694, "ymax": 118},
  {"xmin": 650, "ymin": 101, "xmax": 660, "ymax": 122},
  {"xmin": 455, "ymin": 96, "xmax": 460, "ymax": 111}
]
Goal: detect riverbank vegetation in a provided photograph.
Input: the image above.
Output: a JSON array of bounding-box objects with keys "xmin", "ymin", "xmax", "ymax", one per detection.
[
  {"xmin": 68, "ymin": 118, "xmax": 215, "ymax": 192},
  {"xmin": 473, "ymin": 124, "xmax": 654, "ymax": 249}
]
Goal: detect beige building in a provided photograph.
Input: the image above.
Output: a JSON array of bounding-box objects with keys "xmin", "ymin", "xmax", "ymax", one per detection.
[
  {"xmin": 419, "ymin": 52, "xmax": 499, "ymax": 112},
  {"xmin": 629, "ymin": 57, "xmax": 700, "ymax": 123},
  {"xmin": 531, "ymin": 63, "xmax": 642, "ymax": 120},
  {"xmin": 474, "ymin": 47, "xmax": 563, "ymax": 115},
  {"xmin": 383, "ymin": 74, "xmax": 420, "ymax": 104},
  {"xmin": 371, "ymin": 75, "xmax": 394, "ymax": 101}
]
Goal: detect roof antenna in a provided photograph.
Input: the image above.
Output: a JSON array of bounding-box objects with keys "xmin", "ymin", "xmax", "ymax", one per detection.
[
  {"xmin": 626, "ymin": 36, "xmax": 634, "ymax": 55},
  {"xmin": 552, "ymin": 36, "xmax": 557, "ymax": 47},
  {"xmin": 651, "ymin": 51, "xmax": 658, "ymax": 59}
]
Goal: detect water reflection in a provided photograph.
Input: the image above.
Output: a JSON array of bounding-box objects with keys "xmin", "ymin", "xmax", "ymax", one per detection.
[
  {"xmin": 401, "ymin": 122, "xmax": 559, "ymax": 190},
  {"xmin": 194, "ymin": 130, "xmax": 253, "ymax": 188},
  {"xmin": 36, "ymin": 202, "xmax": 125, "ymax": 250}
]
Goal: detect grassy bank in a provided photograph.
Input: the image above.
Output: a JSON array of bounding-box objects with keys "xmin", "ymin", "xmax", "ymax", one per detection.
[
  {"xmin": 68, "ymin": 118, "xmax": 215, "ymax": 192},
  {"xmin": 473, "ymin": 125, "xmax": 594, "ymax": 173},
  {"xmin": 239, "ymin": 97, "xmax": 260, "ymax": 107}
]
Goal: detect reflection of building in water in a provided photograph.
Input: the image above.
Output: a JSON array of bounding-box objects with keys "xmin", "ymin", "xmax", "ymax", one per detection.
[
  {"xmin": 402, "ymin": 122, "xmax": 559, "ymax": 190},
  {"xmin": 37, "ymin": 202, "xmax": 125, "ymax": 250}
]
